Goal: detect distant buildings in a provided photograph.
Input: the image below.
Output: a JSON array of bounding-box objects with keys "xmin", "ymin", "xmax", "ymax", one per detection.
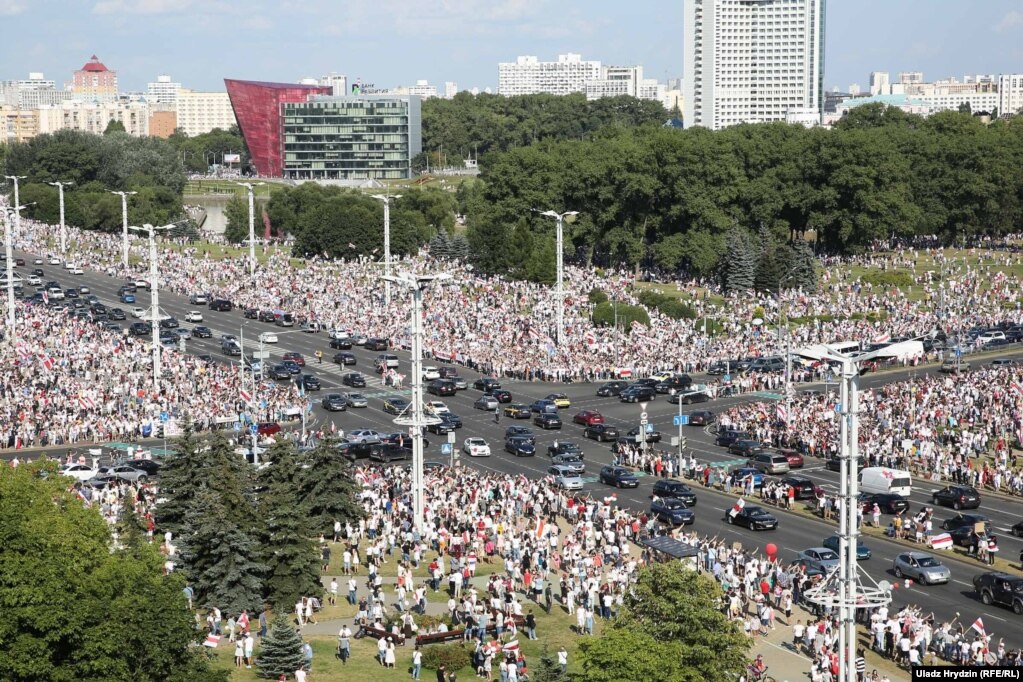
[
  {"xmin": 683, "ymin": 0, "xmax": 826, "ymax": 130},
  {"xmin": 68, "ymin": 55, "xmax": 118, "ymax": 100},
  {"xmin": 147, "ymin": 75, "xmax": 180, "ymax": 105},
  {"xmin": 498, "ymin": 54, "xmax": 602, "ymax": 97},
  {"xmin": 175, "ymin": 89, "xmax": 236, "ymax": 136}
]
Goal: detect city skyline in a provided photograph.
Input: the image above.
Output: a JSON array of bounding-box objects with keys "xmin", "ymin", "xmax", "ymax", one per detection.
[{"xmin": 0, "ymin": 1, "xmax": 1022, "ymax": 95}]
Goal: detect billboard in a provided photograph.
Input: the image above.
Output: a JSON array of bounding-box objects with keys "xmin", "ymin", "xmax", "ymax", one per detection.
[{"xmin": 223, "ymin": 153, "xmax": 241, "ymax": 164}]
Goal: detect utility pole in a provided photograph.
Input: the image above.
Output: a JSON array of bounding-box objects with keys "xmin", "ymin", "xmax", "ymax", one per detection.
[
  {"xmin": 110, "ymin": 190, "xmax": 137, "ymax": 268},
  {"xmin": 237, "ymin": 182, "xmax": 263, "ymax": 276},
  {"xmin": 47, "ymin": 181, "xmax": 73, "ymax": 256},
  {"xmin": 534, "ymin": 209, "xmax": 579, "ymax": 346},
  {"xmin": 371, "ymin": 194, "xmax": 402, "ymax": 306},
  {"xmin": 129, "ymin": 223, "xmax": 173, "ymax": 392}
]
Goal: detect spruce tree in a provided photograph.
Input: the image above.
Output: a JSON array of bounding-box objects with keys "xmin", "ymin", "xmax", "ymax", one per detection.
[
  {"xmin": 202, "ymin": 430, "xmax": 254, "ymax": 529},
  {"xmin": 721, "ymin": 226, "xmax": 756, "ymax": 293},
  {"xmin": 531, "ymin": 643, "xmax": 565, "ymax": 682},
  {"xmin": 450, "ymin": 234, "xmax": 471, "ymax": 261},
  {"xmin": 255, "ymin": 614, "xmax": 306, "ymax": 679},
  {"xmin": 154, "ymin": 422, "xmax": 206, "ymax": 536},
  {"xmin": 295, "ymin": 439, "xmax": 361, "ymax": 536},
  {"xmin": 429, "ymin": 231, "xmax": 451, "ymax": 259}
]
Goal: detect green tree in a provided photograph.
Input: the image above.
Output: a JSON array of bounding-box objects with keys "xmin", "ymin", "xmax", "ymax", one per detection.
[
  {"xmin": 295, "ymin": 440, "xmax": 362, "ymax": 535},
  {"xmin": 154, "ymin": 423, "xmax": 207, "ymax": 537},
  {"xmin": 592, "ymin": 301, "xmax": 650, "ymax": 331},
  {"xmin": 579, "ymin": 628, "xmax": 687, "ymax": 682},
  {"xmin": 255, "ymin": 614, "xmax": 306, "ymax": 679},
  {"xmin": 720, "ymin": 226, "xmax": 757, "ymax": 292},
  {"xmin": 104, "ymin": 119, "xmax": 126, "ymax": 135},
  {"xmin": 530, "ymin": 643, "xmax": 566, "ymax": 682},
  {"xmin": 223, "ymin": 194, "xmax": 250, "ymax": 244}
]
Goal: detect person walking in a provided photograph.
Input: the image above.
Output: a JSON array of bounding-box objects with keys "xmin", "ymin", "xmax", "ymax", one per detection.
[
  {"xmin": 337, "ymin": 625, "xmax": 351, "ymax": 664},
  {"xmin": 244, "ymin": 631, "xmax": 255, "ymax": 668},
  {"xmin": 558, "ymin": 647, "xmax": 568, "ymax": 674},
  {"xmin": 412, "ymin": 646, "xmax": 422, "ymax": 679}
]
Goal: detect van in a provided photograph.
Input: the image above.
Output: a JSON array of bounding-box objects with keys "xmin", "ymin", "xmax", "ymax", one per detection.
[
  {"xmin": 375, "ymin": 353, "xmax": 399, "ymax": 369},
  {"xmin": 750, "ymin": 356, "xmax": 785, "ymax": 373},
  {"xmin": 859, "ymin": 467, "xmax": 912, "ymax": 497}
]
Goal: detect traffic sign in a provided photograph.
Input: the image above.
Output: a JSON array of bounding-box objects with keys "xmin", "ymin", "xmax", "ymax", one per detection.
[
  {"xmin": 253, "ymin": 351, "xmax": 270, "ymax": 359},
  {"xmin": 249, "ymin": 425, "xmax": 258, "ymax": 435},
  {"xmin": 645, "ymin": 423, "xmax": 654, "ymax": 433},
  {"xmin": 673, "ymin": 415, "xmax": 690, "ymax": 426},
  {"xmin": 640, "ymin": 411, "xmax": 648, "ymax": 421},
  {"xmin": 233, "ymin": 422, "xmax": 241, "ymax": 432},
  {"xmin": 640, "ymin": 417, "xmax": 648, "ymax": 426},
  {"xmin": 160, "ymin": 411, "xmax": 169, "ymax": 423},
  {"xmin": 441, "ymin": 443, "xmax": 452, "ymax": 455},
  {"xmin": 955, "ymin": 348, "xmax": 962, "ymax": 359},
  {"xmin": 447, "ymin": 431, "xmax": 457, "ymax": 444},
  {"xmin": 639, "ymin": 402, "xmax": 648, "ymax": 412},
  {"xmin": 723, "ymin": 374, "xmax": 731, "ymax": 383}
]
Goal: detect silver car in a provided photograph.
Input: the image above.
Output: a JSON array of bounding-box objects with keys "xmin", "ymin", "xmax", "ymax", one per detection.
[
  {"xmin": 551, "ymin": 454, "xmax": 585, "ymax": 474},
  {"xmin": 892, "ymin": 552, "xmax": 951, "ymax": 585},
  {"xmin": 797, "ymin": 547, "xmax": 840, "ymax": 574},
  {"xmin": 344, "ymin": 392, "xmax": 368, "ymax": 408},
  {"xmin": 474, "ymin": 395, "xmax": 500, "ymax": 411},
  {"xmin": 548, "ymin": 465, "xmax": 584, "ymax": 490}
]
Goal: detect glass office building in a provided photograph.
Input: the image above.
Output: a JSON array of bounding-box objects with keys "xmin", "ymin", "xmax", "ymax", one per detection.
[{"xmin": 281, "ymin": 95, "xmax": 422, "ymax": 180}]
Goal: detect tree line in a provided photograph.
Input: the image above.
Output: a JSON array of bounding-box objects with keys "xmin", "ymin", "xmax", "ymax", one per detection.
[{"xmin": 461, "ymin": 105, "xmax": 1023, "ymax": 287}]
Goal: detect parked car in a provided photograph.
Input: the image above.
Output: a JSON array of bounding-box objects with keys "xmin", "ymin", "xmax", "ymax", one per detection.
[
  {"xmin": 651, "ymin": 498, "xmax": 695, "ymax": 525},
  {"xmin": 932, "ymin": 485, "xmax": 982, "ymax": 510},
  {"xmin": 619, "ymin": 386, "xmax": 656, "ymax": 403},
  {"xmin": 780, "ymin": 475, "xmax": 821, "ymax": 500},
  {"xmin": 688, "ymin": 410, "xmax": 716, "ymax": 426},
  {"xmin": 729, "ymin": 440, "xmax": 766, "ymax": 457},
  {"xmin": 474, "ymin": 377, "xmax": 501, "ymax": 392},
  {"xmin": 427, "ymin": 380, "xmax": 457, "ymax": 396},
  {"xmin": 727, "ymin": 505, "xmax": 778, "ymax": 530},
  {"xmin": 573, "ymin": 410, "xmax": 605, "ymax": 426},
  {"xmin": 321, "ymin": 394, "xmax": 348, "ymax": 411},
  {"xmin": 668, "ymin": 390, "xmax": 711, "ymax": 405},
  {"xmin": 747, "ymin": 451, "xmax": 791, "ymax": 475},
  {"xmin": 490, "ymin": 389, "xmax": 513, "ymax": 403},
  {"xmin": 715, "ymin": 430, "xmax": 749, "ymax": 447},
  {"xmin": 348, "ymin": 429, "xmax": 383, "ymax": 444},
  {"xmin": 730, "ymin": 467, "xmax": 765, "ymax": 489},
  {"xmin": 777, "ymin": 448, "xmax": 804, "ymax": 469},
  {"xmin": 941, "ymin": 513, "xmax": 989, "ymax": 532},
  {"xmin": 859, "ymin": 493, "xmax": 910, "ymax": 515},
  {"xmin": 94, "ymin": 465, "xmax": 149, "ymax": 484},
  {"xmin": 599, "ymin": 465, "xmax": 639, "ymax": 488},
  {"xmin": 60, "ymin": 464, "xmax": 97, "ymax": 482},
  {"xmin": 504, "ymin": 438, "xmax": 536, "ymax": 457},
  {"xmin": 596, "ymin": 381, "xmax": 629, "ymax": 397},
  {"xmin": 973, "ymin": 572, "xmax": 1023, "ymax": 613},
  {"xmin": 892, "ymin": 552, "xmax": 951, "ymax": 585},
  {"xmin": 939, "ymin": 359, "xmax": 970, "ymax": 374},
  {"xmin": 821, "ymin": 535, "xmax": 871, "ymax": 559},
  {"xmin": 342, "ymin": 373, "xmax": 367, "ymax": 388},
  {"xmin": 383, "ymin": 397, "xmax": 411, "ymax": 415}
]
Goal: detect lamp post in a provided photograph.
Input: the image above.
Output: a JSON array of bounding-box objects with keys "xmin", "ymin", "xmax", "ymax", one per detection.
[
  {"xmin": 2, "ymin": 203, "xmax": 33, "ymax": 331},
  {"xmin": 237, "ymin": 182, "xmax": 264, "ymax": 276},
  {"xmin": 129, "ymin": 223, "xmax": 174, "ymax": 392},
  {"xmin": 533, "ymin": 209, "xmax": 579, "ymax": 346},
  {"xmin": 48, "ymin": 181, "xmax": 74, "ymax": 256},
  {"xmin": 380, "ymin": 272, "xmax": 451, "ymax": 532},
  {"xmin": 4, "ymin": 175, "xmax": 26, "ymax": 241},
  {"xmin": 109, "ymin": 191, "xmax": 137, "ymax": 268},
  {"xmin": 371, "ymin": 194, "xmax": 402, "ymax": 306}
]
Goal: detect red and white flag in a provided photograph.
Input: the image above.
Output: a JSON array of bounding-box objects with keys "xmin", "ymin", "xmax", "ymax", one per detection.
[
  {"xmin": 203, "ymin": 634, "xmax": 220, "ymax": 648},
  {"xmin": 928, "ymin": 533, "xmax": 953, "ymax": 550},
  {"xmin": 535, "ymin": 519, "xmax": 546, "ymax": 539},
  {"xmin": 872, "ymin": 333, "xmax": 891, "ymax": 344},
  {"xmin": 776, "ymin": 404, "xmax": 788, "ymax": 422},
  {"xmin": 971, "ymin": 617, "xmax": 986, "ymax": 637},
  {"xmin": 40, "ymin": 354, "xmax": 54, "ymax": 371},
  {"xmin": 729, "ymin": 498, "xmax": 745, "ymax": 518},
  {"xmin": 330, "ymin": 421, "xmax": 336, "ymax": 434},
  {"xmin": 584, "ymin": 330, "xmax": 596, "ymax": 346},
  {"xmin": 240, "ymin": 389, "xmax": 252, "ymax": 404},
  {"xmin": 502, "ymin": 640, "xmax": 520, "ymax": 652},
  {"xmin": 238, "ymin": 611, "xmax": 250, "ymax": 632},
  {"xmin": 78, "ymin": 395, "xmax": 95, "ymax": 410},
  {"xmin": 1011, "ymin": 381, "xmax": 1023, "ymax": 396}
]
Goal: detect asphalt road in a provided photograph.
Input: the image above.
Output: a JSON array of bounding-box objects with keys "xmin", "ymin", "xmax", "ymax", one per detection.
[{"xmin": 12, "ymin": 249, "xmax": 1023, "ymax": 642}]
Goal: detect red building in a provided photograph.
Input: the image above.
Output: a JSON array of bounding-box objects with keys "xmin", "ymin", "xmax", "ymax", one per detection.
[
  {"xmin": 224, "ymin": 79, "xmax": 332, "ymax": 177},
  {"xmin": 69, "ymin": 55, "xmax": 118, "ymax": 98}
]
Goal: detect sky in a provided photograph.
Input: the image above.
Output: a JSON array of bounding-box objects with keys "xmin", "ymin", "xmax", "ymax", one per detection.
[{"xmin": 1, "ymin": 0, "xmax": 1022, "ymax": 93}]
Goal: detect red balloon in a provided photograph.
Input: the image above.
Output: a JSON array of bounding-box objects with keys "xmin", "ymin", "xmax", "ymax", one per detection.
[{"xmin": 765, "ymin": 543, "xmax": 777, "ymax": 557}]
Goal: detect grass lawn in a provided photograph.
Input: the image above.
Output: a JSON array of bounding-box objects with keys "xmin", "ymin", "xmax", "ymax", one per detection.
[{"xmin": 184, "ymin": 180, "xmax": 286, "ymax": 198}]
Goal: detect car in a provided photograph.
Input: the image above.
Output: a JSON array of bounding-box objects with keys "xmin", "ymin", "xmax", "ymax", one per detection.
[
  {"xmin": 188, "ymin": 293, "xmax": 208, "ymax": 305},
  {"xmin": 108, "ymin": 308, "xmax": 126, "ymax": 321},
  {"xmin": 505, "ymin": 426, "xmax": 535, "ymax": 443},
  {"xmin": 504, "ymin": 438, "xmax": 536, "ymax": 457},
  {"xmin": 120, "ymin": 292, "xmax": 136, "ymax": 303},
  {"xmin": 342, "ymin": 373, "xmax": 367, "ymax": 388},
  {"xmin": 60, "ymin": 464, "xmax": 97, "ymax": 482},
  {"xmin": 778, "ymin": 448, "xmax": 804, "ymax": 469},
  {"xmin": 652, "ymin": 479, "xmax": 698, "ymax": 506},
  {"xmin": 892, "ymin": 552, "xmax": 951, "ymax": 586},
  {"xmin": 687, "ymin": 410, "xmax": 716, "ymax": 426},
  {"xmin": 463, "ymin": 438, "xmax": 491, "ymax": 457},
  {"xmin": 14, "ymin": 257, "xmax": 24, "ymax": 266},
  {"xmin": 26, "ymin": 275, "xmax": 41, "ymax": 286},
  {"xmin": 619, "ymin": 386, "xmax": 656, "ymax": 403},
  {"xmin": 821, "ymin": 535, "xmax": 871, "ymax": 559},
  {"xmin": 941, "ymin": 513, "xmax": 989, "ymax": 532},
  {"xmin": 256, "ymin": 422, "xmax": 282, "ymax": 436},
  {"xmin": 344, "ymin": 392, "xmax": 368, "ymax": 408},
  {"xmin": 655, "ymin": 375, "xmax": 694, "ymax": 394},
  {"xmin": 780, "ymin": 475, "xmax": 821, "ymax": 500},
  {"xmin": 947, "ymin": 525, "xmax": 992, "ymax": 548},
  {"xmin": 96, "ymin": 465, "xmax": 150, "ymax": 484},
  {"xmin": 474, "ymin": 395, "xmax": 500, "ymax": 411},
  {"xmin": 474, "ymin": 377, "xmax": 502, "ymax": 392},
  {"xmin": 65, "ymin": 288, "xmax": 80, "ymax": 299},
  {"xmin": 530, "ymin": 399, "xmax": 558, "ymax": 414},
  {"xmin": 548, "ymin": 441, "xmax": 583, "ymax": 458},
  {"xmin": 550, "ymin": 454, "xmax": 585, "ymax": 473},
  {"xmin": 275, "ymin": 313, "xmax": 295, "ymax": 327},
  {"xmin": 321, "ymin": 394, "xmax": 348, "ymax": 411},
  {"xmin": 1012, "ymin": 520, "xmax": 1023, "ymax": 538},
  {"xmin": 427, "ymin": 419, "xmax": 456, "ymax": 435},
  {"xmin": 185, "ymin": 310, "xmax": 204, "ymax": 323},
  {"xmin": 490, "ymin": 389, "xmax": 513, "ymax": 403},
  {"xmin": 427, "ymin": 380, "xmax": 457, "ymax": 396},
  {"xmin": 534, "ymin": 412, "xmax": 563, "ymax": 430},
  {"xmin": 48, "ymin": 256, "xmax": 61, "ymax": 265},
  {"xmin": 726, "ymin": 504, "xmax": 778, "ymax": 530},
  {"xmin": 449, "ymin": 376, "xmax": 468, "ymax": 390},
  {"xmin": 259, "ymin": 331, "xmax": 278, "ymax": 344},
  {"xmin": 730, "ymin": 467, "xmax": 765, "ymax": 489},
  {"xmin": 268, "ymin": 364, "xmax": 292, "ymax": 380},
  {"xmin": 330, "ymin": 351, "xmax": 356, "ymax": 366},
  {"xmin": 651, "ymin": 498, "xmax": 695, "ymax": 525},
  {"xmin": 282, "ymin": 361, "xmax": 302, "ymax": 375},
  {"xmin": 583, "ymin": 424, "xmax": 619, "ymax": 442},
  {"xmin": 729, "ymin": 440, "xmax": 765, "ymax": 458},
  {"xmin": 596, "ymin": 380, "xmax": 630, "ymax": 397},
  {"xmin": 748, "ymin": 452, "xmax": 791, "ymax": 475},
  {"xmin": 131, "ymin": 306, "xmax": 146, "ymax": 318},
  {"xmin": 626, "ymin": 426, "xmax": 661, "ymax": 443},
  {"xmin": 859, "ymin": 492, "xmax": 910, "ymax": 515},
  {"xmin": 824, "ymin": 454, "xmax": 865, "ymax": 473},
  {"xmin": 797, "ymin": 547, "xmax": 840, "ymax": 573},
  {"xmin": 191, "ymin": 325, "xmax": 213, "ymax": 338},
  {"xmin": 599, "ymin": 465, "xmax": 639, "ymax": 488},
  {"xmin": 932, "ymin": 485, "xmax": 981, "ymax": 510},
  {"xmin": 159, "ymin": 317, "xmax": 179, "ymax": 329},
  {"xmin": 329, "ymin": 337, "xmax": 353, "ymax": 350},
  {"xmin": 335, "ymin": 441, "xmax": 374, "ymax": 461},
  {"xmin": 973, "ymin": 573, "xmax": 1023, "ymax": 614},
  {"xmin": 259, "ymin": 311, "xmax": 277, "ymax": 323},
  {"xmin": 368, "ymin": 444, "xmax": 413, "ymax": 463},
  {"xmin": 503, "ymin": 403, "xmax": 532, "ymax": 419},
  {"xmin": 439, "ymin": 413, "xmax": 463, "ymax": 429},
  {"xmin": 573, "ymin": 410, "xmax": 605, "ymax": 426},
  {"xmin": 939, "ymin": 359, "xmax": 970, "ymax": 374},
  {"xmin": 383, "ymin": 397, "xmax": 411, "ymax": 415},
  {"xmin": 129, "ymin": 322, "xmax": 150, "ymax": 337},
  {"xmin": 424, "ymin": 400, "xmax": 450, "ymax": 415},
  {"xmin": 364, "ymin": 338, "xmax": 389, "ymax": 351},
  {"xmin": 208, "ymin": 299, "xmax": 233, "ymax": 312},
  {"xmin": 422, "ymin": 366, "xmax": 441, "ymax": 381},
  {"xmin": 374, "ymin": 354, "xmax": 399, "ymax": 370},
  {"xmin": 221, "ymin": 339, "xmax": 242, "ymax": 356},
  {"xmin": 282, "ymin": 352, "xmax": 305, "ymax": 367},
  {"xmin": 348, "ymin": 429, "xmax": 383, "ymax": 444},
  {"xmin": 299, "ymin": 375, "xmax": 321, "ymax": 391},
  {"xmin": 546, "ymin": 393, "xmax": 571, "ymax": 409},
  {"xmin": 668, "ymin": 390, "xmax": 711, "ymax": 405},
  {"xmin": 548, "ymin": 465, "xmax": 584, "ymax": 490},
  {"xmin": 715, "ymin": 429, "xmax": 749, "ymax": 447}
]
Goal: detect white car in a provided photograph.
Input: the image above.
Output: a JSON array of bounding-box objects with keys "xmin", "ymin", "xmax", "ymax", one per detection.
[
  {"xmin": 185, "ymin": 310, "xmax": 204, "ymax": 323},
  {"xmin": 71, "ymin": 267, "xmax": 84, "ymax": 275},
  {"xmin": 46, "ymin": 287, "xmax": 65, "ymax": 300},
  {"xmin": 422, "ymin": 366, "xmax": 441, "ymax": 381},
  {"xmin": 33, "ymin": 258, "xmax": 43, "ymax": 265},
  {"xmin": 27, "ymin": 275, "xmax": 41, "ymax": 285},
  {"xmin": 463, "ymin": 437, "xmax": 491, "ymax": 457},
  {"xmin": 131, "ymin": 307, "xmax": 146, "ymax": 318},
  {"xmin": 64, "ymin": 261, "xmax": 75, "ymax": 270},
  {"xmin": 548, "ymin": 465, "xmax": 584, "ymax": 490},
  {"xmin": 425, "ymin": 401, "xmax": 450, "ymax": 415},
  {"xmin": 259, "ymin": 331, "xmax": 278, "ymax": 344},
  {"xmin": 48, "ymin": 256, "xmax": 61, "ymax": 265},
  {"xmin": 60, "ymin": 464, "xmax": 97, "ymax": 482},
  {"xmin": 78, "ymin": 285, "xmax": 90, "ymax": 294},
  {"xmin": 348, "ymin": 429, "xmax": 383, "ymax": 443},
  {"xmin": 189, "ymin": 293, "xmax": 208, "ymax": 305}
]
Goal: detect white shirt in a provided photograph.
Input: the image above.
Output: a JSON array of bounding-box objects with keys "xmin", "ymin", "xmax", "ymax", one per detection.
[{"xmin": 295, "ymin": 671, "xmax": 306, "ymax": 682}]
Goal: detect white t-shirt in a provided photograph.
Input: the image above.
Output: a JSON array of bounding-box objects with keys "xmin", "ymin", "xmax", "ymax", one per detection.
[{"xmin": 295, "ymin": 670, "xmax": 307, "ymax": 682}]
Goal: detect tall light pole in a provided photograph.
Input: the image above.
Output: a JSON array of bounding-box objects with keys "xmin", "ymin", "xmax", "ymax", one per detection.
[
  {"xmin": 371, "ymin": 194, "xmax": 401, "ymax": 306},
  {"xmin": 381, "ymin": 272, "xmax": 451, "ymax": 532},
  {"xmin": 237, "ymin": 182, "xmax": 264, "ymax": 276},
  {"xmin": 48, "ymin": 181, "xmax": 74, "ymax": 256},
  {"xmin": 129, "ymin": 223, "xmax": 174, "ymax": 392},
  {"xmin": 533, "ymin": 209, "xmax": 578, "ymax": 346},
  {"xmin": 4, "ymin": 176, "xmax": 26, "ymax": 240},
  {"xmin": 2, "ymin": 203, "xmax": 33, "ymax": 332},
  {"xmin": 109, "ymin": 191, "xmax": 137, "ymax": 268}
]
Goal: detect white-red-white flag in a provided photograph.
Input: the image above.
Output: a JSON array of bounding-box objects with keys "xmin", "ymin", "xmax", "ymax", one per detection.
[
  {"xmin": 729, "ymin": 498, "xmax": 745, "ymax": 518},
  {"xmin": 240, "ymin": 389, "xmax": 252, "ymax": 404},
  {"xmin": 971, "ymin": 617, "xmax": 986, "ymax": 637},
  {"xmin": 203, "ymin": 634, "xmax": 220, "ymax": 648}
]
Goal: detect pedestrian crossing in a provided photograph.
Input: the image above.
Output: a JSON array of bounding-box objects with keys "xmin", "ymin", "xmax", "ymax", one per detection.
[{"xmin": 749, "ymin": 391, "xmax": 784, "ymax": 400}]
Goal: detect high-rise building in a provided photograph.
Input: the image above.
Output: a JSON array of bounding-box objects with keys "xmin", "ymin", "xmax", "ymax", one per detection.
[
  {"xmin": 148, "ymin": 109, "xmax": 177, "ymax": 138},
  {"xmin": 498, "ymin": 54, "xmax": 602, "ymax": 96},
  {"xmin": 36, "ymin": 101, "xmax": 149, "ymax": 137},
  {"xmin": 175, "ymin": 89, "xmax": 237, "ymax": 136},
  {"xmin": 869, "ymin": 72, "xmax": 890, "ymax": 96},
  {"xmin": 683, "ymin": 0, "xmax": 826, "ymax": 130},
  {"xmin": 998, "ymin": 74, "xmax": 1023, "ymax": 117},
  {"xmin": 393, "ymin": 80, "xmax": 438, "ymax": 99},
  {"xmin": 444, "ymin": 81, "xmax": 458, "ymax": 99},
  {"xmin": 147, "ymin": 75, "xmax": 181, "ymax": 105},
  {"xmin": 319, "ymin": 73, "xmax": 348, "ymax": 96},
  {"xmin": 68, "ymin": 55, "xmax": 118, "ymax": 100}
]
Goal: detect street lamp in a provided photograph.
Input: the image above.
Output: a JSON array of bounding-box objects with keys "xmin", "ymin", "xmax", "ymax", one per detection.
[
  {"xmin": 48, "ymin": 181, "xmax": 74, "ymax": 256},
  {"xmin": 237, "ymin": 182, "xmax": 264, "ymax": 276},
  {"xmin": 3, "ymin": 175, "xmax": 26, "ymax": 240},
  {"xmin": 380, "ymin": 271, "xmax": 451, "ymax": 532},
  {"xmin": 109, "ymin": 191, "xmax": 137, "ymax": 268},
  {"xmin": 532, "ymin": 209, "xmax": 578, "ymax": 346},
  {"xmin": 128, "ymin": 223, "xmax": 174, "ymax": 391},
  {"xmin": 371, "ymin": 194, "xmax": 402, "ymax": 306},
  {"xmin": 2, "ymin": 202, "xmax": 34, "ymax": 331}
]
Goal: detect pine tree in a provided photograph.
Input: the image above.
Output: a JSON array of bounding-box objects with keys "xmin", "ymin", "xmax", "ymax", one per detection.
[
  {"xmin": 202, "ymin": 430, "xmax": 254, "ymax": 529},
  {"xmin": 450, "ymin": 234, "xmax": 471, "ymax": 261},
  {"xmin": 721, "ymin": 226, "xmax": 756, "ymax": 293},
  {"xmin": 430, "ymin": 231, "xmax": 451, "ymax": 259},
  {"xmin": 154, "ymin": 422, "xmax": 206, "ymax": 537},
  {"xmin": 178, "ymin": 489, "xmax": 265, "ymax": 615},
  {"xmin": 114, "ymin": 504, "xmax": 149, "ymax": 553},
  {"xmin": 530, "ymin": 643, "xmax": 565, "ymax": 682},
  {"xmin": 790, "ymin": 239, "xmax": 819, "ymax": 291},
  {"xmin": 295, "ymin": 439, "xmax": 361, "ymax": 536},
  {"xmin": 258, "ymin": 440, "xmax": 302, "ymax": 493},
  {"xmin": 260, "ymin": 465, "xmax": 322, "ymax": 609},
  {"xmin": 255, "ymin": 614, "xmax": 306, "ymax": 679}
]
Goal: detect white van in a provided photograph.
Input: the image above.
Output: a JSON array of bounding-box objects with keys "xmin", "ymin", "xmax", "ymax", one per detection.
[{"xmin": 859, "ymin": 467, "xmax": 912, "ymax": 497}]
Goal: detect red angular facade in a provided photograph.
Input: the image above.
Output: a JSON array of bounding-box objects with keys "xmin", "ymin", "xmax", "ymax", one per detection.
[{"xmin": 224, "ymin": 79, "xmax": 332, "ymax": 177}]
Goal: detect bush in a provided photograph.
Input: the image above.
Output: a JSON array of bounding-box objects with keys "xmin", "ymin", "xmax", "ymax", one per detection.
[
  {"xmin": 592, "ymin": 302, "xmax": 650, "ymax": 331},
  {"xmin": 860, "ymin": 271, "xmax": 914, "ymax": 289},
  {"xmin": 657, "ymin": 299, "xmax": 696, "ymax": 320},
  {"xmin": 422, "ymin": 642, "xmax": 471, "ymax": 672},
  {"xmin": 588, "ymin": 287, "xmax": 609, "ymax": 305},
  {"xmin": 419, "ymin": 614, "xmax": 454, "ymax": 631}
]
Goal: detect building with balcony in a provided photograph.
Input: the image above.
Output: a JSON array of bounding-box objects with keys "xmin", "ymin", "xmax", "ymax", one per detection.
[
  {"xmin": 498, "ymin": 54, "xmax": 602, "ymax": 96},
  {"xmin": 68, "ymin": 55, "xmax": 118, "ymax": 100}
]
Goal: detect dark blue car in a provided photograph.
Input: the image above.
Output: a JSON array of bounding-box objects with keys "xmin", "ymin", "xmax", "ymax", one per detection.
[
  {"xmin": 651, "ymin": 498, "xmax": 695, "ymax": 525},
  {"xmin": 599, "ymin": 465, "xmax": 639, "ymax": 488}
]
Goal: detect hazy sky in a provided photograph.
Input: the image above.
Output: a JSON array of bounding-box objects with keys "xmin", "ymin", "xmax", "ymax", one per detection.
[{"xmin": 1, "ymin": 0, "xmax": 1022, "ymax": 93}]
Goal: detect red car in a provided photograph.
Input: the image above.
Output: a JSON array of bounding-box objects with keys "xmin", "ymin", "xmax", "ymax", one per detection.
[
  {"xmin": 779, "ymin": 448, "xmax": 804, "ymax": 469},
  {"xmin": 282, "ymin": 352, "xmax": 305, "ymax": 367},
  {"xmin": 257, "ymin": 422, "xmax": 282, "ymax": 436},
  {"xmin": 573, "ymin": 410, "xmax": 604, "ymax": 427}
]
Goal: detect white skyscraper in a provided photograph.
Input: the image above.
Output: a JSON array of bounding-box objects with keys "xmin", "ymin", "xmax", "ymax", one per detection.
[
  {"xmin": 998, "ymin": 74, "xmax": 1023, "ymax": 117},
  {"xmin": 683, "ymin": 0, "xmax": 826, "ymax": 130},
  {"xmin": 147, "ymin": 75, "xmax": 181, "ymax": 105},
  {"xmin": 319, "ymin": 73, "xmax": 348, "ymax": 96},
  {"xmin": 498, "ymin": 54, "xmax": 602, "ymax": 96},
  {"xmin": 869, "ymin": 72, "xmax": 890, "ymax": 96}
]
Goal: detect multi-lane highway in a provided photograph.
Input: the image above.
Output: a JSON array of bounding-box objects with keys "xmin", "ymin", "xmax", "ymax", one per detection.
[{"xmin": 11, "ymin": 248, "xmax": 1023, "ymax": 642}]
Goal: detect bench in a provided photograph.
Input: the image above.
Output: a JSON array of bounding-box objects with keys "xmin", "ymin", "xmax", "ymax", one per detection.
[
  {"xmin": 487, "ymin": 611, "xmax": 526, "ymax": 627},
  {"xmin": 415, "ymin": 629, "xmax": 466, "ymax": 646},
  {"xmin": 359, "ymin": 625, "xmax": 406, "ymax": 646}
]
